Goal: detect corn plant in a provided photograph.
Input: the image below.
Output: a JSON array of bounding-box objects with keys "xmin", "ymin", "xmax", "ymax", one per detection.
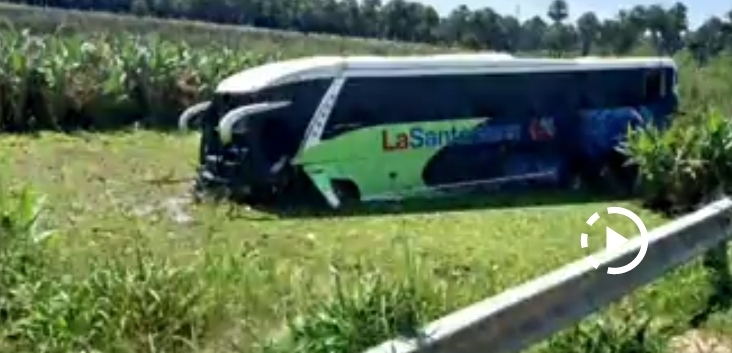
[
  {"xmin": 0, "ymin": 29, "xmax": 262, "ymax": 131},
  {"xmin": 621, "ymin": 108, "xmax": 732, "ymax": 213},
  {"xmin": 0, "ymin": 173, "xmax": 56, "ymax": 348},
  {"xmin": 0, "ymin": 177, "xmax": 220, "ymax": 353}
]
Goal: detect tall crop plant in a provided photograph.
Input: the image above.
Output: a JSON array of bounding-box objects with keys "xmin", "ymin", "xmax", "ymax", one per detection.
[
  {"xmin": 621, "ymin": 109, "xmax": 732, "ymax": 213},
  {"xmin": 0, "ymin": 29, "xmax": 270, "ymax": 131},
  {"xmin": 1, "ymin": 21, "xmax": 732, "ymax": 133},
  {"xmin": 0, "ymin": 25, "xmax": 430, "ymax": 133},
  {"xmin": 0, "ymin": 175, "xmax": 221, "ymax": 353},
  {"xmin": 674, "ymin": 54, "xmax": 732, "ymax": 125},
  {"xmin": 0, "ymin": 29, "xmax": 47, "ymax": 131}
]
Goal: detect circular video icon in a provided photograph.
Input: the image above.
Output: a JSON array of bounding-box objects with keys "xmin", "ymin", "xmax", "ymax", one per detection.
[{"xmin": 581, "ymin": 206, "xmax": 649, "ymax": 275}]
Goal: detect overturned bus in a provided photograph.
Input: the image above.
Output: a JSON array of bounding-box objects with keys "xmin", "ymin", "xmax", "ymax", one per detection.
[{"xmin": 179, "ymin": 53, "xmax": 678, "ymax": 208}]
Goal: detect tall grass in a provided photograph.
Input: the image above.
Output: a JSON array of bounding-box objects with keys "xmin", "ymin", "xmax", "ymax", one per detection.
[
  {"xmin": 0, "ymin": 26, "xmax": 450, "ymax": 132},
  {"xmin": 0, "ymin": 178, "xmax": 223, "ymax": 353},
  {"xmin": 0, "ymin": 29, "xmax": 275, "ymax": 131},
  {"xmin": 0, "ymin": 173, "xmax": 460, "ymax": 353},
  {"xmin": 2, "ymin": 174, "xmax": 718, "ymax": 353}
]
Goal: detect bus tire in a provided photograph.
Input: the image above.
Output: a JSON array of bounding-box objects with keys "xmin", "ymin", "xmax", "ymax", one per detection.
[
  {"xmin": 331, "ymin": 179, "xmax": 361, "ymax": 207},
  {"xmin": 244, "ymin": 185, "xmax": 277, "ymax": 205},
  {"xmin": 559, "ymin": 155, "xmax": 586, "ymax": 191},
  {"xmin": 601, "ymin": 151, "xmax": 638, "ymax": 195}
]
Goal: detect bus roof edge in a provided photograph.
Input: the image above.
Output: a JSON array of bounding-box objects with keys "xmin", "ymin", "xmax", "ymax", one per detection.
[{"xmin": 215, "ymin": 54, "xmax": 675, "ymax": 94}]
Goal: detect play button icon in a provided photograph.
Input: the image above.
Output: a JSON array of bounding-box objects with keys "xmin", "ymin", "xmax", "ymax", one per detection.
[
  {"xmin": 581, "ymin": 206, "xmax": 650, "ymax": 274},
  {"xmin": 606, "ymin": 227, "xmax": 629, "ymax": 250}
]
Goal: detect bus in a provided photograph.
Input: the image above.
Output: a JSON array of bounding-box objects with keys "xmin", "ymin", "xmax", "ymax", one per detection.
[{"xmin": 179, "ymin": 53, "xmax": 678, "ymax": 208}]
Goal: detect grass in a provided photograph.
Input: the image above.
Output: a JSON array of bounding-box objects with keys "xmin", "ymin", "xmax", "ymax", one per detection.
[{"xmin": 0, "ymin": 130, "xmax": 727, "ymax": 352}]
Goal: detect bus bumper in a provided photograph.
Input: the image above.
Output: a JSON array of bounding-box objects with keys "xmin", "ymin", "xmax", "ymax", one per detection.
[{"xmin": 186, "ymin": 100, "xmax": 298, "ymax": 204}]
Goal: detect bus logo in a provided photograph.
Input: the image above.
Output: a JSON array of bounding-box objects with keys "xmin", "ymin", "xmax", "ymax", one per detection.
[
  {"xmin": 529, "ymin": 117, "xmax": 555, "ymax": 141},
  {"xmin": 382, "ymin": 124, "xmax": 521, "ymax": 151}
]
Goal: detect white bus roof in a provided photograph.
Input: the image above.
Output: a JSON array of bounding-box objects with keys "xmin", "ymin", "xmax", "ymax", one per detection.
[{"xmin": 216, "ymin": 53, "xmax": 676, "ymax": 94}]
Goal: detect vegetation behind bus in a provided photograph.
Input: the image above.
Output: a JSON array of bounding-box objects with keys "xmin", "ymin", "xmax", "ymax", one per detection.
[
  {"xmin": 0, "ymin": 0, "xmax": 731, "ymax": 133},
  {"xmin": 0, "ymin": 0, "xmax": 726, "ymax": 61},
  {"xmin": 2, "ymin": 3, "xmax": 732, "ymax": 133}
]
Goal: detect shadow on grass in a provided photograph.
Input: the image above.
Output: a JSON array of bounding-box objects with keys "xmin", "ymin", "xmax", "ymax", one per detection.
[{"xmin": 245, "ymin": 188, "xmax": 637, "ymax": 220}]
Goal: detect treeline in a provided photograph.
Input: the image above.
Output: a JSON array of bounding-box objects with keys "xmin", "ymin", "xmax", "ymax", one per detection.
[{"xmin": 4, "ymin": 0, "xmax": 732, "ymax": 59}]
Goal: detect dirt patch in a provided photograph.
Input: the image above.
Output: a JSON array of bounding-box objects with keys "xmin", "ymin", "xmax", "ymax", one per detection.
[
  {"xmin": 669, "ymin": 329, "xmax": 732, "ymax": 353},
  {"xmin": 132, "ymin": 195, "xmax": 194, "ymax": 224}
]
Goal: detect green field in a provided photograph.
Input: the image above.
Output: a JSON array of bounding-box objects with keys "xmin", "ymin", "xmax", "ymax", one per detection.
[
  {"xmin": 1, "ymin": 131, "xmax": 729, "ymax": 353},
  {"xmin": 2, "ymin": 3, "xmax": 732, "ymax": 353}
]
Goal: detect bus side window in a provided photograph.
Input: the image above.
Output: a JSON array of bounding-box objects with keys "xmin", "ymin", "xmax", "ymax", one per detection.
[
  {"xmin": 578, "ymin": 72, "xmax": 591, "ymax": 110},
  {"xmin": 669, "ymin": 68, "xmax": 677, "ymax": 95},
  {"xmin": 660, "ymin": 69, "xmax": 667, "ymax": 97},
  {"xmin": 321, "ymin": 81, "xmax": 364, "ymax": 138},
  {"xmin": 644, "ymin": 69, "xmax": 663, "ymax": 102},
  {"xmin": 531, "ymin": 72, "xmax": 580, "ymax": 116},
  {"xmin": 587, "ymin": 70, "xmax": 611, "ymax": 109}
]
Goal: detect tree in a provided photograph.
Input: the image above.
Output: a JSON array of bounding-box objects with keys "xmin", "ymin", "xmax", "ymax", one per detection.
[
  {"xmin": 577, "ymin": 12, "xmax": 600, "ymax": 55},
  {"xmin": 545, "ymin": 0, "xmax": 572, "ymax": 56},
  {"xmin": 438, "ymin": 5, "xmax": 471, "ymax": 45},
  {"xmin": 518, "ymin": 16, "xmax": 548, "ymax": 51},
  {"xmin": 663, "ymin": 2, "xmax": 688, "ymax": 54},
  {"xmin": 688, "ymin": 16, "xmax": 726, "ymax": 64},
  {"xmin": 547, "ymin": 0, "xmax": 569, "ymax": 24},
  {"xmin": 130, "ymin": 0, "xmax": 148, "ymax": 16},
  {"xmin": 598, "ymin": 16, "xmax": 640, "ymax": 55},
  {"xmin": 10, "ymin": 0, "xmax": 732, "ymax": 62},
  {"xmin": 545, "ymin": 24, "xmax": 577, "ymax": 56},
  {"xmin": 360, "ymin": 0, "xmax": 383, "ymax": 37},
  {"xmin": 464, "ymin": 7, "xmax": 505, "ymax": 49},
  {"xmin": 500, "ymin": 15, "xmax": 522, "ymax": 52}
]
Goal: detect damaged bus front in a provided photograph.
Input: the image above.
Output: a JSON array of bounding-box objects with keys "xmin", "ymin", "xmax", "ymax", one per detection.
[{"xmin": 178, "ymin": 70, "xmax": 337, "ymax": 204}]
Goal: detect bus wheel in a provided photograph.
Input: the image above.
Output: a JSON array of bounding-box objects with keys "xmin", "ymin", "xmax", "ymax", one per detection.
[
  {"xmin": 559, "ymin": 157, "xmax": 585, "ymax": 191},
  {"xmin": 601, "ymin": 152, "xmax": 638, "ymax": 195},
  {"xmin": 241, "ymin": 184, "xmax": 277, "ymax": 206},
  {"xmin": 332, "ymin": 180, "xmax": 361, "ymax": 208}
]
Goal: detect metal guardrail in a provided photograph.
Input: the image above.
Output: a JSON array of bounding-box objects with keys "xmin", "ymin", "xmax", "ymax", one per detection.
[{"xmin": 360, "ymin": 197, "xmax": 732, "ymax": 353}]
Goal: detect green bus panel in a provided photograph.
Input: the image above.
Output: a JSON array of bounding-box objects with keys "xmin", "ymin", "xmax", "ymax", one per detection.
[{"xmin": 293, "ymin": 118, "xmax": 487, "ymax": 200}]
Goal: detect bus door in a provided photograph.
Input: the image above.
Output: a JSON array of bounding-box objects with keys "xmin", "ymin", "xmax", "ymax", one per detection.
[{"xmin": 519, "ymin": 71, "xmax": 583, "ymax": 185}]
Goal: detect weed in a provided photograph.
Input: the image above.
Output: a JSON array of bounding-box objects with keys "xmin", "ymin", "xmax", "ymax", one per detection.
[
  {"xmin": 264, "ymin": 238, "xmax": 448, "ymax": 353},
  {"xmin": 544, "ymin": 312, "xmax": 670, "ymax": 353}
]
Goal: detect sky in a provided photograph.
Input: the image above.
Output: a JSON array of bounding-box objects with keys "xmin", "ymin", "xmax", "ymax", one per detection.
[{"xmin": 416, "ymin": 0, "xmax": 722, "ymax": 29}]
